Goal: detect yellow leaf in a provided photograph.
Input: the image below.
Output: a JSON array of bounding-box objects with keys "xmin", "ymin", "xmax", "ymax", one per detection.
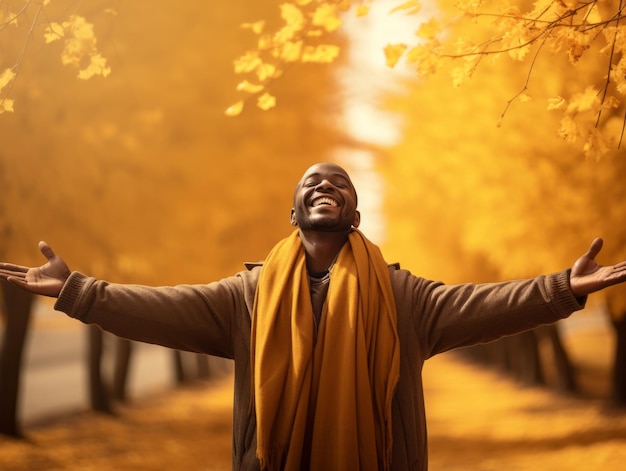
[
  {"xmin": 295, "ymin": 0, "xmax": 312, "ymax": 5},
  {"xmin": 274, "ymin": 25, "xmax": 297, "ymax": 43},
  {"xmin": 280, "ymin": 3, "xmax": 305, "ymax": 31},
  {"xmin": 558, "ymin": 116, "xmax": 579, "ymax": 143},
  {"xmin": 257, "ymin": 92, "xmax": 276, "ymax": 111},
  {"xmin": 355, "ymin": 6, "xmax": 370, "ymax": 17},
  {"xmin": 416, "ymin": 18, "xmax": 440, "ymax": 40},
  {"xmin": 256, "ymin": 62, "xmax": 276, "ymax": 81},
  {"xmin": 586, "ymin": 2, "xmax": 602, "ymax": 24},
  {"xmin": 237, "ymin": 80, "xmax": 264, "ymax": 94},
  {"xmin": 567, "ymin": 86, "xmax": 598, "ymax": 113},
  {"xmin": 66, "ymin": 15, "xmax": 96, "ymax": 41},
  {"xmin": 279, "ymin": 40, "xmax": 303, "ymax": 62},
  {"xmin": 389, "ymin": 0, "xmax": 422, "ymax": 15},
  {"xmin": 44, "ymin": 22, "xmax": 64, "ymax": 43},
  {"xmin": 302, "ymin": 44, "xmax": 340, "ymax": 63},
  {"xmin": 225, "ymin": 101, "xmax": 244, "ymax": 117},
  {"xmin": 405, "ymin": 43, "xmax": 440, "ymax": 76},
  {"xmin": 547, "ymin": 96, "xmax": 566, "ymax": 111},
  {"xmin": 384, "ymin": 43, "xmax": 407, "ymax": 68},
  {"xmin": 234, "ymin": 52, "xmax": 262, "ymax": 74},
  {"xmin": 601, "ymin": 95, "xmax": 620, "ymax": 111},
  {"xmin": 78, "ymin": 53, "xmax": 111, "ymax": 80},
  {"xmin": 258, "ymin": 34, "xmax": 274, "ymax": 50},
  {"xmin": 242, "ymin": 20, "xmax": 266, "ymax": 34},
  {"xmin": 0, "ymin": 68, "xmax": 16, "ymax": 90},
  {"xmin": 0, "ymin": 98, "xmax": 14, "ymax": 113},
  {"xmin": 312, "ymin": 4, "xmax": 343, "ymax": 32}
]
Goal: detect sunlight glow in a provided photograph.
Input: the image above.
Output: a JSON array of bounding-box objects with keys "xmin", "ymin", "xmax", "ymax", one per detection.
[{"xmin": 335, "ymin": 0, "xmax": 417, "ymax": 244}]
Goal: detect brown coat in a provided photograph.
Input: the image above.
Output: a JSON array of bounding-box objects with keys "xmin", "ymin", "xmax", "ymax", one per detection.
[{"xmin": 54, "ymin": 266, "xmax": 584, "ymax": 470}]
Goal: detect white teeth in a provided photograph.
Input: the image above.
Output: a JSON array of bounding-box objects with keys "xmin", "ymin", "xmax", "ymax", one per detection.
[{"xmin": 313, "ymin": 196, "xmax": 338, "ymax": 207}]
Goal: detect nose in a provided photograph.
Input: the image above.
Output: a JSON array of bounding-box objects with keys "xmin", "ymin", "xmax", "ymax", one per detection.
[{"xmin": 315, "ymin": 179, "xmax": 335, "ymax": 192}]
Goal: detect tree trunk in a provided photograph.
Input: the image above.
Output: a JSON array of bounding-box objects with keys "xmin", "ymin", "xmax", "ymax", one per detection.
[
  {"xmin": 172, "ymin": 350, "xmax": 187, "ymax": 385},
  {"xmin": 112, "ymin": 338, "xmax": 133, "ymax": 403},
  {"xmin": 0, "ymin": 281, "xmax": 33, "ymax": 437},
  {"xmin": 507, "ymin": 331, "xmax": 545, "ymax": 386},
  {"xmin": 538, "ymin": 325, "xmax": 577, "ymax": 392},
  {"xmin": 196, "ymin": 354, "xmax": 210, "ymax": 380},
  {"xmin": 87, "ymin": 325, "xmax": 112, "ymax": 413},
  {"xmin": 612, "ymin": 315, "xmax": 626, "ymax": 406}
]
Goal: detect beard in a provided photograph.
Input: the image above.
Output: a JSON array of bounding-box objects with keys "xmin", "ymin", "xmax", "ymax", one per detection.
[{"xmin": 294, "ymin": 212, "xmax": 353, "ymax": 233}]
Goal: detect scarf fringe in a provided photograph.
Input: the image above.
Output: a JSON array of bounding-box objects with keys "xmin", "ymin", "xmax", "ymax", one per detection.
[{"xmin": 257, "ymin": 442, "xmax": 287, "ymax": 471}]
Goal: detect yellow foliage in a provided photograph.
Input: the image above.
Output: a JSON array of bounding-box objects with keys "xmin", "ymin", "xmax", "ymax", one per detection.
[
  {"xmin": 384, "ymin": 43, "xmax": 408, "ymax": 68},
  {"xmin": 225, "ymin": 100, "xmax": 245, "ymax": 117},
  {"xmin": 228, "ymin": 0, "xmax": 348, "ymax": 116},
  {"xmin": 257, "ymin": 92, "xmax": 277, "ymax": 110},
  {"xmin": 278, "ymin": 40, "xmax": 303, "ymax": 62},
  {"xmin": 567, "ymin": 86, "xmax": 599, "ymax": 113},
  {"xmin": 280, "ymin": 3, "xmax": 305, "ymax": 32},
  {"xmin": 405, "ymin": 43, "xmax": 441, "ymax": 75},
  {"xmin": 312, "ymin": 4, "xmax": 343, "ymax": 32},
  {"xmin": 547, "ymin": 96, "xmax": 566, "ymax": 111},
  {"xmin": 78, "ymin": 53, "xmax": 111, "ymax": 80},
  {"xmin": 0, "ymin": 98, "xmax": 14, "ymax": 113},
  {"xmin": 0, "ymin": 68, "xmax": 15, "ymax": 91},
  {"xmin": 558, "ymin": 115, "xmax": 579, "ymax": 143},
  {"xmin": 237, "ymin": 80, "xmax": 265, "ymax": 93},
  {"xmin": 242, "ymin": 20, "xmax": 266, "ymax": 34},
  {"xmin": 389, "ymin": 0, "xmax": 422, "ymax": 15},
  {"xmin": 256, "ymin": 62, "xmax": 277, "ymax": 81},
  {"xmin": 47, "ymin": 15, "xmax": 111, "ymax": 79},
  {"xmin": 43, "ymin": 22, "xmax": 64, "ymax": 43},
  {"xmin": 234, "ymin": 52, "xmax": 263, "ymax": 74},
  {"xmin": 355, "ymin": 5, "xmax": 370, "ymax": 17},
  {"xmin": 416, "ymin": 18, "xmax": 441, "ymax": 41},
  {"xmin": 301, "ymin": 44, "xmax": 340, "ymax": 62},
  {"xmin": 225, "ymin": 0, "xmax": 626, "ymax": 153},
  {"xmin": 451, "ymin": 55, "xmax": 479, "ymax": 86}
]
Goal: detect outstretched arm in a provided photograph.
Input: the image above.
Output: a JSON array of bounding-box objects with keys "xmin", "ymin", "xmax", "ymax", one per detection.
[
  {"xmin": 0, "ymin": 241, "xmax": 70, "ymax": 297},
  {"xmin": 570, "ymin": 238, "xmax": 626, "ymax": 297}
]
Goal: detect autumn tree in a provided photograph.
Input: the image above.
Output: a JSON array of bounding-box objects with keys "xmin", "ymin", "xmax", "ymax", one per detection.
[
  {"xmin": 1, "ymin": 0, "xmax": 345, "ymax": 434},
  {"xmin": 229, "ymin": 0, "xmax": 626, "ymax": 158},
  {"xmin": 375, "ymin": 1, "xmax": 626, "ymax": 395}
]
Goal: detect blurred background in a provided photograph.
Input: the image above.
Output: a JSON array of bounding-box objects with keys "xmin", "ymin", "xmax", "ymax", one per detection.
[{"xmin": 1, "ymin": 0, "xmax": 626, "ymax": 465}]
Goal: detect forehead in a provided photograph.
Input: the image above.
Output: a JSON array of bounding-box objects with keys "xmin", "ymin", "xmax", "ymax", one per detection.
[{"xmin": 300, "ymin": 163, "xmax": 351, "ymax": 183}]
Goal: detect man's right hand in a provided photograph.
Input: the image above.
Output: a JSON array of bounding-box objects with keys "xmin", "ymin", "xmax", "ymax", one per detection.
[{"xmin": 0, "ymin": 241, "xmax": 70, "ymax": 298}]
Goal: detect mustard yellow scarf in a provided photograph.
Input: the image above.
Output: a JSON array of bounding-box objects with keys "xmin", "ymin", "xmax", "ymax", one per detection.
[{"xmin": 251, "ymin": 229, "xmax": 400, "ymax": 471}]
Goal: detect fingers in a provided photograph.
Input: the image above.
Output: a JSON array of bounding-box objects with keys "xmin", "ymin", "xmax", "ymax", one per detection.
[
  {"xmin": 0, "ymin": 263, "xmax": 28, "ymax": 274},
  {"xmin": 586, "ymin": 238, "xmax": 604, "ymax": 259},
  {"xmin": 38, "ymin": 240, "xmax": 56, "ymax": 260},
  {"xmin": 6, "ymin": 276, "xmax": 29, "ymax": 290}
]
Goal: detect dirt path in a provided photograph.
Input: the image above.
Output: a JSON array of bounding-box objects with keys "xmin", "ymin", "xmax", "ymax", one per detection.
[
  {"xmin": 424, "ymin": 353, "xmax": 626, "ymax": 470},
  {"xmin": 2, "ymin": 351, "xmax": 626, "ymax": 470}
]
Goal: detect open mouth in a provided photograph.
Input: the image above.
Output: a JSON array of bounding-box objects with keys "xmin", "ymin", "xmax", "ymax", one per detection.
[{"xmin": 311, "ymin": 196, "xmax": 339, "ymax": 207}]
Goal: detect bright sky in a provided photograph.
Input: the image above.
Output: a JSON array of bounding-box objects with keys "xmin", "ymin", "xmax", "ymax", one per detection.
[{"xmin": 335, "ymin": 0, "xmax": 417, "ymax": 244}]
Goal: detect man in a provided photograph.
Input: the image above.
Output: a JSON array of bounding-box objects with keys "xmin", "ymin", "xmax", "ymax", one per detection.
[{"xmin": 1, "ymin": 162, "xmax": 626, "ymax": 471}]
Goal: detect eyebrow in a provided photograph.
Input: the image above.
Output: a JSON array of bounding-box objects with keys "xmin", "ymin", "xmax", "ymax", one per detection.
[{"xmin": 303, "ymin": 172, "xmax": 351, "ymax": 182}]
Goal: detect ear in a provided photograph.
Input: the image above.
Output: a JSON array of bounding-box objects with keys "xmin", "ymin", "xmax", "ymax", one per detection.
[
  {"xmin": 352, "ymin": 210, "xmax": 361, "ymax": 228},
  {"xmin": 290, "ymin": 209, "xmax": 298, "ymax": 226}
]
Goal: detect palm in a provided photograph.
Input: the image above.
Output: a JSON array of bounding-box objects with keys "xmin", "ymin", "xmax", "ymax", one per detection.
[
  {"xmin": 570, "ymin": 238, "xmax": 626, "ymax": 297},
  {"xmin": 0, "ymin": 242, "xmax": 70, "ymax": 297}
]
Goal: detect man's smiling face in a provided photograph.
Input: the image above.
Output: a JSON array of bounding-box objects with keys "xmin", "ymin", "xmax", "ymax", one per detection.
[{"xmin": 291, "ymin": 162, "xmax": 360, "ymax": 232}]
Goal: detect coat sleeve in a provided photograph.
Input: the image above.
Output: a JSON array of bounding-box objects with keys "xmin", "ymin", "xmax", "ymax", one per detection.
[
  {"xmin": 391, "ymin": 268, "xmax": 586, "ymax": 358},
  {"xmin": 54, "ymin": 270, "xmax": 255, "ymax": 358}
]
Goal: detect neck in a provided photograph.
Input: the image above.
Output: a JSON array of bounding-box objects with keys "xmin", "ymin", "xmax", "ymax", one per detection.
[{"xmin": 299, "ymin": 229, "xmax": 350, "ymax": 273}]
